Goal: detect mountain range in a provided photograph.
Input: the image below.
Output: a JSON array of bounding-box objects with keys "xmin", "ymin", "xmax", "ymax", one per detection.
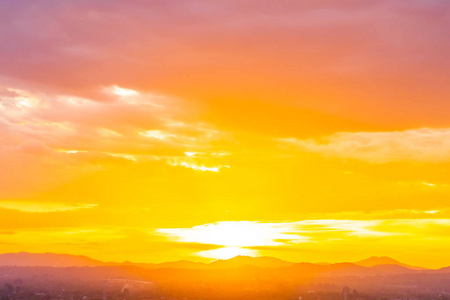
[{"xmin": 0, "ymin": 252, "xmax": 440, "ymax": 273}]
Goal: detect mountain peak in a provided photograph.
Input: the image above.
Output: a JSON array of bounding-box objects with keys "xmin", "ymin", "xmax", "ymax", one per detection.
[
  {"xmin": 209, "ymin": 255, "xmax": 294, "ymax": 268},
  {"xmin": 355, "ymin": 256, "xmax": 401, "ymax": 267},
  {"xmin": 354, "ymin": 256, "xmax": 425, "ymax": 270}
]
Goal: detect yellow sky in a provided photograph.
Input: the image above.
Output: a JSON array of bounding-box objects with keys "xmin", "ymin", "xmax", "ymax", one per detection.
[
  {"xmin": 1, "ymin": 85, "xmax": 450, "ymax": 268},
  {"xmin": 1, "ymin": 1, "xmax": 450, "ymax": 269}
]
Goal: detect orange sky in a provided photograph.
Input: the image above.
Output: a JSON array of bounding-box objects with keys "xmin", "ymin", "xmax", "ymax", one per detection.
[{"xmin": 1, "ymin": 0, "xmax": 450, "ymax": 268}]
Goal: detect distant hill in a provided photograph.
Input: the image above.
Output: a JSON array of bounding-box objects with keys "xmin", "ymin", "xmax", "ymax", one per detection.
[
  {"xmin": 122, "ymin": 260, "xmax": 209, "ymax": 269},
  {"xmin": 0, "ymin": 253, "xmax": 294, "ymax": 269},
  {"xmin": 321, "ymin": 262, "xmax": 372, "ymax": 275},
  {"xmin": 0, "ymin": 253, "xmax": 432, "ymax": 272},
  {"xmin": 121, "ymin": 256, "xmax": 293, "ymax": 270},
  {"xmin": 0, "ymin": 252, "xmax": 105, "ymax": 267},
  {"xmin": 437, "ymin": 266, "xmax": 450, "ymax": 273},
  {"xmin": 354, "ymin": 256, "xmax": 425, "ymax": 270},
  {"xmin": 370, "ymin": 264, "xmax": 419, "ymax": 274},
  {"xmin": 209, "ymin": 255, "xmax": 294, "ymax": 269},
  {"xmin": 158, "ymin": 260, "xmax": 209, "ymax": 269},
  {"xmin": 287, "ymin": 262, "xmax": 423, "ymax": 277}
]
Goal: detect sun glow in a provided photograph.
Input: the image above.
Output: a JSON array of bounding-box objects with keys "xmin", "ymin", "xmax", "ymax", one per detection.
[
  {"xmin": 197, "ymin": 246, "xmax": 257, "ymax": 260},
  {"xmin": 156, "ymin": 220, "xmax": 404, "ymax": 260},
  {"xmin": 158, "ymin": 221, "xmax": 300, "ymax": 248},
  {"xmin": 158, "ymin": 221, "xmax": 295, "ymax": 259}
]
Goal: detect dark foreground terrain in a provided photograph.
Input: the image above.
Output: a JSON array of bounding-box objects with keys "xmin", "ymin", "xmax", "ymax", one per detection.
[{"xmin": 1, "ymin": 263, "xmax": 450, "ymax": 300}]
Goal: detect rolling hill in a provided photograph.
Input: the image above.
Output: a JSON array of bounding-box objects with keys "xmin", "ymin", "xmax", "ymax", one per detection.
[
  {"xmin": 0, "ymin": 252, "xmax": 434, "ymax": 273},
  {"xmin": 354, "ymin": 256, "xmax": 426, "ymax": 270},
  {"xmin": 0, "ymin": 252, "xmax": 105, "ymax": 267}
]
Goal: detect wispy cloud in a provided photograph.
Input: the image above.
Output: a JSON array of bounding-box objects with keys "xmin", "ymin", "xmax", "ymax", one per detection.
[
  {"xmin": 167, "ymin": 152, "xmax": 230, "ymax": 172},
  {"xmin": 0, "ymin": 201, "xmax": 98, "ymax": 213},
  {"xmin": 0, "ymin": 85, "xmax": 232, "ymax": 196},
  {"xmin": 280, "ymin": 128, "xmax": 450, "ymax": 163}
]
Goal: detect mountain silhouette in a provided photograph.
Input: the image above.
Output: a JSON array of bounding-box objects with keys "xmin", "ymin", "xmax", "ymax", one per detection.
[
  {"xmin": 0, "ymin": 252, "xmax": 105, "ymax": 267},
  {"xmin": 0, "ymin": 252, "xmax": 433, "ymax": 272},
  {"xmin": 209, "ymin": 255, "xmax": 294, "ymax": 269},
  {"xmin": 370, "ymin": 264, "xmax": 419, "ymax": 274},
  {"xmin": 288, "ymin": 262, "xmax": 374, "ymax": 277},
  {"xmin": 121, "ymin": 260, "xmax": 209, "ymax": 269},
  {"xmin": 354, "ymin": 256, "xmax": 425, "ymax": 270}
]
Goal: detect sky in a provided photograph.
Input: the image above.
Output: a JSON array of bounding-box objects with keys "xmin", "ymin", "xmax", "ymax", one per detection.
[{"xmin": 1, "ymin": 0, "xmax": 450, "ymax": 268}]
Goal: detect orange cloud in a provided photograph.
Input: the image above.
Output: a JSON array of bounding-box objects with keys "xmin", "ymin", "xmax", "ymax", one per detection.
[{"xmin": 280, "ymin": 128, "xmax": 450, "ymax": 163}]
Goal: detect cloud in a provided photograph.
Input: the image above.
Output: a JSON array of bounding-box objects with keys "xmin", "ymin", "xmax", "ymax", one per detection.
[
  {"xmin": 0, "ymin": 85, "xmax": 232, "ymax": 196},
  {"xmin": 0, "ymin": 140, "xmax": 136, "ymax": 198},
  {"xmin": 0, "ymin": 85, "xmax": 230, "ymax": 155},
  {"xmin": 280, "ymin": 128, "xmax": 450, "ymax": 163},
  {"xmin": 0, "ymin": 201, "xmax": 97, "ymax": 213},
  {"xmin": 167, "ymin": 152, "xmax": 231, "ymax": 173},
  {"xmin": 0, "ymin": 231, "xmax": 16, "ymax": 235}
]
